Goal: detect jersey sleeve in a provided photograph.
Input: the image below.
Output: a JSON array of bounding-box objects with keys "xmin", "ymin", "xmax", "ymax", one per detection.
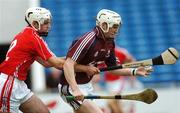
[
  {"xmin": 67, "ymin": 32, "xmax": 96, "ymax": 63},
  {"xmin": 33, "ymin": 37, "xmax": 54, "ymax": 61}
]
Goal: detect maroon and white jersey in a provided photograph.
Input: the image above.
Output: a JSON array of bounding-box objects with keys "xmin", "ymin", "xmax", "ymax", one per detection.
[
  {"xmin": 0, "ymin": 27, "xmax": 54, "ymax": 81},
  {"xmin": 60, "ymin": 26, "xmax": 117, "ymax": 84}
]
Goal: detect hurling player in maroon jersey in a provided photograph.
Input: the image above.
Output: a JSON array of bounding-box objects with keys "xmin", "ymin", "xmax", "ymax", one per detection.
[
  {"xmin": 0, "ymin": 7, "xmax": 99, "ymax": 113},
  {"xmin": 58, "ymin": 9, "xmax": 153, "ymax": 113}
]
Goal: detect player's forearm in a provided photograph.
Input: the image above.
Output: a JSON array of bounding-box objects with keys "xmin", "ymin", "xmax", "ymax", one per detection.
[
  {"xmin": 63, "ymin": 59, "xmax": 79, "ymax": 91},
  {"xmin": 74, "ymin": 64, "xmax": 89, "ymax": 72},
  {"xmin": 36, "ymin": 57, "xmax": 53, "ymax": 67},
  {"xmin": 48, "ymin": 57, "xmax": 65, "ymax": 69},
  {"xmin": 110, "ymin": 68, "xmax": 132, "ymax": 76}
]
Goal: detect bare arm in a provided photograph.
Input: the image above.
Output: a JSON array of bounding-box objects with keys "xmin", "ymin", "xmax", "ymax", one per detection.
[
  {"xmin": 109, "ymin": 67, "xmax": 151, "ymax": 77},
  {"xmin": 36, "ymin": 57, "xmax": 53, "ymax": 67},
  {"xmin": 36, "ymin": 56, "xmax": 65, "ymax": 69},
  {"xmin": 36, "ymin": 56, "xmax": 99, "ymax": 75},
  {"xmin": 63, "ymin": 58, "xmax": 79, "ymax": 91},
  {"xmin": 47, "ymin": 56, "xmax": 65, "ymax": 70},
  {"xmin": 74, "ymin": 64, "xmax": 100, "ymax": 76},
  {"xmin": 63, "ymin": 57, "xmax": 84, "ymax": 100},
  {"xmin": 109, "ymin": 68, "xmax": 132, "ymax": 76}
]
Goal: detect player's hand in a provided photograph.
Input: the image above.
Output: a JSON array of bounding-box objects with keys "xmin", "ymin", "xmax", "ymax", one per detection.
[
  {"xmin": 136, "ymin": 66, "xmax": 154, "ymax": 77},
  {"xmin": 86, "ymin": 66, "xmax": 100, "ymax": 77},
  {"xmin": 144, "ymin": 66, "xmax": 154, "ymax": 73},
  {"xmin": 72, "ymin": 89, "xmax": 84, "ymax": 101}
]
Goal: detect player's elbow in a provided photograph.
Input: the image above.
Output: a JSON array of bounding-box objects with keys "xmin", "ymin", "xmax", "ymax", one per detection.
[
  {"xmin": 48, "ymin": 57, "xmax": 64, "ymax": 69},
  {"xmin": 63, "ymin": 58, "xmax": 75, "ymax": 69},
  {"xmin": 55, "ymin": 60, "xmax": 64, "ymax": 70}
]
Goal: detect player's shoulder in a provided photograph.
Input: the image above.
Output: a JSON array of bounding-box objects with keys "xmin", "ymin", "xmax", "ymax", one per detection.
[
  {"xmin": 22, "ymin": 26, "xmax": 37, "ymax": 36},
  {"xmin": 23, "ymin": 27, "xmax": 41, "ymax": 40},
  {"xmin": 22, "ymin": 26, "xmax": 33, "ymax": 33},
  {"xmin": 15, "ymin": 26, "xmax": 42, "ymax": 45},
  {"xmin": 78, "ymin": 30, "xmax": 96, "ymax": 41}
]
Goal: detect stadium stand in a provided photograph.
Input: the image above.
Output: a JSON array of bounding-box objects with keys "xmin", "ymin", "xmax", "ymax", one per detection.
[{"xmin": 41, "ymin": 0, "xmax": 180, "ymax": 83}]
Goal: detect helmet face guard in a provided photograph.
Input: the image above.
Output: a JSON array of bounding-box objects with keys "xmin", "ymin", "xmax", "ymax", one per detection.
[
  {"xmin": 25, "ymin": 7, "xmax": 52, "ymax": 36},
  {"xmin": 96, "ymin": 9, "xmax": 122, "ymax": 33}
]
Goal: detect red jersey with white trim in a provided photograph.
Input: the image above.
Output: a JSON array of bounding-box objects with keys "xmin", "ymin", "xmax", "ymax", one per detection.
[
  {"xmin": 60, "ymin": 26, "xmax": 117, "ymax": 85},
  {"xmin": 104, "ymin": 47, "xmax": 133, "ymax": 81},
  {"xmin": 0, "ymin": 27, "xmax": 54, "ymax": 81}
]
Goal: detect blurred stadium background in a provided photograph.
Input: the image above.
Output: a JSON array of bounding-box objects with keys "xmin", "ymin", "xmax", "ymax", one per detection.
[{"xmin": 0, "ymin": 0, "xmax": 180, "ymax": 113}]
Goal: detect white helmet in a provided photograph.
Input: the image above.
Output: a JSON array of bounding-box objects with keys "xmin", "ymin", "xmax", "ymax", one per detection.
[
  {"xmin": 25, "ymin": 7, "xmax": 51, "ymax": 31},
  {"xmin": 96, "ymin": 9, "xmax": 122, "ymax": 33}
]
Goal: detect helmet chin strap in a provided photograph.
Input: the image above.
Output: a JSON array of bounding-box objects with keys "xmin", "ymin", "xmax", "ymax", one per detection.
[
  {"xmin": 38, "ymin": 32, "xmax": 49, "ymax": 37},
  {"xmin": 30, "ymin": 21, "xmax": 40, "ymax": 31},
  {"xmin": 30, "ymin": 21, "xmax": 49, "ymax": 37},
  {"xmin": 100, "ymin": 24, "xmax": 109, "ymax": 33}
]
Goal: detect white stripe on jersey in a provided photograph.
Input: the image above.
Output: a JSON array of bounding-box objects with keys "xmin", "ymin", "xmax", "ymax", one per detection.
[
  {"xmin": 71, "ymin": 32, "xmax": 93, "ymax": 61},
  {"xmin": 3, "ymin": 77, "xmax": 13, "ymax": 98},
  {"xmin": 33, "ymin": 32, "xmax": 46, "ymax": 60},
  {"xmin": 72, "ymin": 32, "xmax": 94, "ymax": 61},
  {"xmin": 42, "ymin": 39, "xmax": 55, "ymax": 56},
  {"xmin": 2, "ymin": 76, "xmax": 14, "ymax": 112},
  {"xmin": 33, "ymin": 32, "xmax": 53, "ymax": 60},
  {"xmin": 72, "ymin": 32, "xmax": 95, "ymax": 61}
]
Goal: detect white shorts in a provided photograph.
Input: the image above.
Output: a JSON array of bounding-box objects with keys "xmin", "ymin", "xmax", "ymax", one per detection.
[
  {"xmin": 0, "ymin": 73, "xmax": 34, "ymax": 113},
  {"xmin": 58, "ymin": 82, "xmax": 94, "ymax": 110}
]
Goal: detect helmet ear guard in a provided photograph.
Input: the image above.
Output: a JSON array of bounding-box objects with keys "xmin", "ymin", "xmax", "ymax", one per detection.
[{"xmin": 96, "ymin": 9, "xmax": 122, "ymax": 33}]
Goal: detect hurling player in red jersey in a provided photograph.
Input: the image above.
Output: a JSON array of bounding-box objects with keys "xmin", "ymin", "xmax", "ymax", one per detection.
[
  {"xmin": 58, "ymin": 9, "xmax": 153, "ymax": 113},
  {"xmin": 0, "ymin": 7, "xmax": 99, "ymax": 113},
  {"xmin": 104, "ymin": 47, "xmax": 142, "ymax": 113}
]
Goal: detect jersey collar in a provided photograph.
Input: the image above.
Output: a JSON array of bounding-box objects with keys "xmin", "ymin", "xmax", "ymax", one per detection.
[{"xmin": 94, "ymin": 26, "xmax": 106, "ymax": 40}]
